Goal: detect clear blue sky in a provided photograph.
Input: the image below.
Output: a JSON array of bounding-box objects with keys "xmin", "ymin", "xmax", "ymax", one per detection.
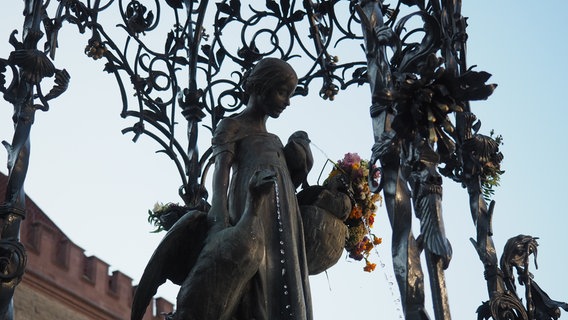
[{"xmin": 1, "ymin": 1, "xmax": 567, "ymax": 319}]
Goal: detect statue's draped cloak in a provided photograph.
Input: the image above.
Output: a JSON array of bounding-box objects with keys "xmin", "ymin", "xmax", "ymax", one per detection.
[{"xmin": 212, "ymin": 117, "xmax": 313, "ymax": 320}]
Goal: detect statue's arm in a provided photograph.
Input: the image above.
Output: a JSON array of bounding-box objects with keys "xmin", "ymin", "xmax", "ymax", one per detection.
[{"xmin": 209, "ymin": 150, "xmax": 233, "ymax": 228}]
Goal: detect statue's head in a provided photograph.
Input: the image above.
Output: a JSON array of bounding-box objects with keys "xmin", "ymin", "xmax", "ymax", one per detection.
[{"xmin": 243, "ymin": 58, "xmax": 298, "ymax": 97}]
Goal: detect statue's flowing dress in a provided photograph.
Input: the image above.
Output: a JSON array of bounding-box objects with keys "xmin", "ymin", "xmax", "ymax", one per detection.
[{"xmin": 212, "ymin": 117, "xmax": 313, "ymax": 320}]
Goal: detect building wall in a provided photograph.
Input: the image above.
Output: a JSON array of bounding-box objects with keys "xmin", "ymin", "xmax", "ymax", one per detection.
[
  {"xmin": 14, "ymin": 282, "xmax": 92, "ymax": 320},
  {"xmin": 1, "ymin": 173, "xmax": 173, "ymax": 320}
]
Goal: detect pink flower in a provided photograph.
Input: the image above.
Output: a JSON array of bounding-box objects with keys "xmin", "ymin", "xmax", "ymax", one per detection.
[{"xmin": 342, "ymin": 153, "xmax": 361, "ymax": 167}]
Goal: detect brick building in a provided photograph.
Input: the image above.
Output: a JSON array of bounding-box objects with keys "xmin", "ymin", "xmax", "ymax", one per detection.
[{"xmin": 0, "ymin": 172, "xmax": 173, "ymax": 319}]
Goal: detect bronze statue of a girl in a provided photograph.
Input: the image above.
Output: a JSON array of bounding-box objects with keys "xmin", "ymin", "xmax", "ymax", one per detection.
[
  {"xmin": 132, "ymin": 58, "xmax": 316, "ymax": 320},
  {"xmin": 199, "ymin": 57, "xmax": 313, "ymax": 320}
]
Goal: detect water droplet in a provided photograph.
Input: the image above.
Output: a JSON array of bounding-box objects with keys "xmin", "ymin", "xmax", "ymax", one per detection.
[
  {"xmin": 285, "ymin": 304, "xmax": 291, "ymax": 309},
  {"xmin": 284, "ymin": 291, "xmax": 289, "ymax": 295},
  {"xmin": 281, "ymin": 268, "xmax": 286, "ymax": 276}
]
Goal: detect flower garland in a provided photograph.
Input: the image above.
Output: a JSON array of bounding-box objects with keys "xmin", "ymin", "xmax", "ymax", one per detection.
[{"xmin": 327, "ymin": 153, "xmax": 382, "ymax": 272}]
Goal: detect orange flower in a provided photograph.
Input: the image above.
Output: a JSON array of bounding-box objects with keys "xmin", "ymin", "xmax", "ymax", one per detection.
[
  {"xmin": 352, "ymin": 162, "xmax": 360, "ymax": 171},
  {"xmin": 364, "ymin": 260, "xmax": 377, "ymax": 272},
  {"xmin": 349, "ymin": 206, "xmax": 363, "ymax": 220},
  {"xmin": 373, "ymin": 237, "xmax": 382, "ymax": 245}
]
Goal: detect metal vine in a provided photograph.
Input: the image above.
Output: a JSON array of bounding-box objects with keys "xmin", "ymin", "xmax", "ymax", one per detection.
[{"xmin": 1, "ymin": 0, "xmax": 567, "ymax": 319}]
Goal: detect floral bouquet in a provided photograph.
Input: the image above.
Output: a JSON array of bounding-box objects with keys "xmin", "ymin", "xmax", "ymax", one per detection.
[
  {"xmin": 327, "ymin": 153, "xmax": 382, "ymax": 272},
  {"xmin": 148, "ymin": 202, "xmax": 188, "ymax": 232}
]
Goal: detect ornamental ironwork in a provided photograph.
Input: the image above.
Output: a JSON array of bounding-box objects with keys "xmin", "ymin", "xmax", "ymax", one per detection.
[{"xmin": 1, "ymin": 0, "xmax": 566, "ymax": 319}]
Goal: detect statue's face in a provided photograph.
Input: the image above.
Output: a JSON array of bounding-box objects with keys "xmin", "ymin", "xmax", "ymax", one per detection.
[{"xmin": 259, "ymin": 73, "xmax": 298, "ymax": 118}]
